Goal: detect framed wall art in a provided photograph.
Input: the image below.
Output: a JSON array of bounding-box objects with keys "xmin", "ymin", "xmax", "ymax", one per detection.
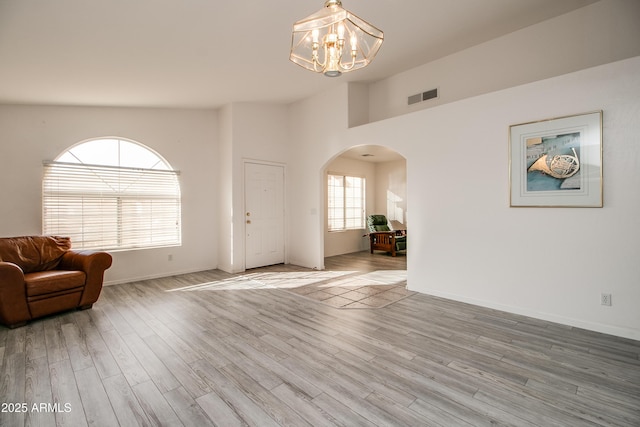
[{"xmin": 509, "ymin": 111, "xmax": 602, "ymax": 207}]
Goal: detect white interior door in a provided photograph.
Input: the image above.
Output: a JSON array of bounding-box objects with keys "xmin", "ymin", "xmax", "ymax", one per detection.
[{"xmin": 245, "ymin": 162, "xmax": 285, "ymax": 269}]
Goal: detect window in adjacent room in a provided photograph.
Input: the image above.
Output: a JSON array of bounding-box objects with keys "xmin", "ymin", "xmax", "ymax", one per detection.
[
  {"xmin": 43, "ymin": 137, "xmax": 181, "ymax": 251},
  {"xmin": 327, "ymin": 173, "xmax": 365, "ymax": 231}
]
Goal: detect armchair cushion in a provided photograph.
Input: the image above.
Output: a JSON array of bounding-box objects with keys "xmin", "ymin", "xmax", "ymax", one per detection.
[
  {"xmin": 367, "ymin": 214, "xmax": 391, "ymax": 232},
  {"xmin": 0, "ymin": 236, "xmax": 71, "ymax": 273},
  {"xmin": 25, "ymin": 270, "xmax": 86, "ymax": 297}
]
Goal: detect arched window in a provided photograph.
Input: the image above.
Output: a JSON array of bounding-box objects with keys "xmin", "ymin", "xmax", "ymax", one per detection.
[{"xmin": 43, "ymin": 137, "xmax": 181, "ymax": 251}]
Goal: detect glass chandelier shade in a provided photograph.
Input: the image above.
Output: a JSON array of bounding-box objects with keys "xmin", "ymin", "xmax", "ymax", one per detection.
[{"xmin": 289, "ymin": 0, "xmax": 384, "ymax": 77}]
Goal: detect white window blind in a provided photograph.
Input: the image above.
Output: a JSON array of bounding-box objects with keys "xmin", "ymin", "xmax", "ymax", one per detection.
[
  {"xmin": 43, "ymin": 161, "xmax": 181, "ymax": 251},
  {"xmin": 328, "ymin": 174, "xmax": 365, "ymax": 231}
]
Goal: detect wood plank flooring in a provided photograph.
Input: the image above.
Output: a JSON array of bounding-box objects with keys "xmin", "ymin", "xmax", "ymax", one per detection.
[{"xmin": 1, "ymin": 251, "xmax": 639, "ymax": 426}]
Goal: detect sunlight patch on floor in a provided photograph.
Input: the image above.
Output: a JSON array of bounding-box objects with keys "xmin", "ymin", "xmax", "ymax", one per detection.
[
  {"xmin": 165, "ymin": 270, "xmax": 357, "ymax": 292},
  {"xmin": 165, "ymin": 266, "xmax": 412, "ymax": 309},
  {"xmin": 288, "ymin": 270, "xmax": 413, "ymax": 309}
]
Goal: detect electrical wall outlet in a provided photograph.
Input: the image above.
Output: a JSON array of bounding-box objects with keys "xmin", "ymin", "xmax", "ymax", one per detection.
[
  {"xmin": 601, "ymin": 293, "xmax": 612, "ymax": 306},
  {"xmin": 168, "ymin": 254, "xmax": 173, "ymax": 261}
]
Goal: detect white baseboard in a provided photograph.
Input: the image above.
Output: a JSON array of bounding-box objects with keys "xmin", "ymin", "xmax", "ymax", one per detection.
[{"xmin": 412, "ymin": 288, "xmax": 640, "ymax": 342}]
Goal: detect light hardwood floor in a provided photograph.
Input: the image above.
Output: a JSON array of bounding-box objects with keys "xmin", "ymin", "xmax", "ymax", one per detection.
[{"xmin": 1, "ymin": 251, "xmax": 638, "ymax": 426}]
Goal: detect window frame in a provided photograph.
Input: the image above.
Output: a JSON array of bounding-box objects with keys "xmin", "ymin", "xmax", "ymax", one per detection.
[
  {"xmin": 327, "ymin": 172, "xmax": 366, "ymax": 232},
  {"xmin": 42, "ymin": 137, "xmax": 181, "ymax": 252}
]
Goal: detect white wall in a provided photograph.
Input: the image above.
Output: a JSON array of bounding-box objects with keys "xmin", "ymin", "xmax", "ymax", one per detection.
[
  {"xmin": 288, "ymin": 84, "xmax": 350, "ymax": 270},
  {"xmin": 290, "ymin": 57, "xmax": 640, "ymax": 340},
  {"xmin": 216, "ymin": 103, "xmax": 290, "ymax": 273},
  {"xmin": 374, "ymin": 159, "xmax": 407, "ymax": 228},
  {"xmin": 217, "ymin": 105, "xmax": 234, "ymax": 273},
  {"xmin": 349, "ymin": 57, "xmax": 640, "ymax": 340},
  {"xmin": 0, "ymin": 106, "xmax": 219, "ymax": 284},
  {"xmin": 368, "ymin": 0, "xmax": 640, "ymax": 122}
]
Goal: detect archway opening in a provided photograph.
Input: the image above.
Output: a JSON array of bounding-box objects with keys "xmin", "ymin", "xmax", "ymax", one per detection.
[
  {"xmin": 323, "ymin": 144, "xmax": 406, "ymax": 259},
  {"xmin": 314, "ymin": 144, "xmax": 409, "ymax": 308}
]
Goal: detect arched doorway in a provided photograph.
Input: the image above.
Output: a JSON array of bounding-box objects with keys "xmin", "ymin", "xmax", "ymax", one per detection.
[
  {"xmin": 308, "ymin": 144, "xmax": 409, "ymax": 308},
  {"xmin": 322, "ymin": 144, "xmax": 407, "ymax": 259}
]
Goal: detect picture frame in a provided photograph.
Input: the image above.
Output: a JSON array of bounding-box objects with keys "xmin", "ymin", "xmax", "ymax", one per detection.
[{"xmin": 509, "ymin": 111, "xmax": 602, "ymax": 207}]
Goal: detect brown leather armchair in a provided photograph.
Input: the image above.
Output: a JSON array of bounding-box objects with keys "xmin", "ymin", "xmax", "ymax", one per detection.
[{"xmin": 0, "ymin": 236, "xmax": 112, "ymax": 328}]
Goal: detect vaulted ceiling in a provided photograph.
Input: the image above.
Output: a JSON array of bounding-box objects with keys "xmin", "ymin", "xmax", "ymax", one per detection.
[{"xmin": 0, "ymin": 0, "xmax": 596, "ymax": 108}]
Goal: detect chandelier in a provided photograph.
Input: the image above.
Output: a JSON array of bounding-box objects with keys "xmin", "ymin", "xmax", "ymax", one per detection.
[{"xmin": 289, "ymin": 0, "xmax": 384, "ymax": 77}]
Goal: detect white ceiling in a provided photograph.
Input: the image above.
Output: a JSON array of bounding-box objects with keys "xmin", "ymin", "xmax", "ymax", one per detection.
[{"xmin": 0, "ymin": 0, "xmax": 596, "ymax": 109}]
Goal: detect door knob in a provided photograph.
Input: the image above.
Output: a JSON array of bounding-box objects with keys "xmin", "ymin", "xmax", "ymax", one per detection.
[{"xmin": 246, "ymin": 220, "xmax": 251, "ymax": 224}]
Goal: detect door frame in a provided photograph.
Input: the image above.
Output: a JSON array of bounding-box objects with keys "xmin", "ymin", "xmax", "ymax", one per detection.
[{"xmin": 243, "ymin": 159, "xmax": 288, "ymax": 270}]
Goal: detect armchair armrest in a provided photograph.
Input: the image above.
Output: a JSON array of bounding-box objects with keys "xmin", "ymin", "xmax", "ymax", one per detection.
[
  {"xmin": 369, "ymin": 231, "xmax": 396, "ymax": 240},
  {"xmin": 59, "ymin": 251, "xmax": 112, "ymax": 307},
  {"xmin": 369, "ymin": 231, "xmax": 397, "ymax": 247},
  {"xmin": 0, "ymin": 261, "xmax": 31, "ymax": 327}
]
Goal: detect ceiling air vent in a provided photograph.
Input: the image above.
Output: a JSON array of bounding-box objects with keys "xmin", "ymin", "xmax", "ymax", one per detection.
[
  {"xmin": 407, "ymin": 88, "xmax": 439, "ymax": 105},
  {"xmin": 407, "ymin": 93, "xmax": 422, "ymax": 105}
]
